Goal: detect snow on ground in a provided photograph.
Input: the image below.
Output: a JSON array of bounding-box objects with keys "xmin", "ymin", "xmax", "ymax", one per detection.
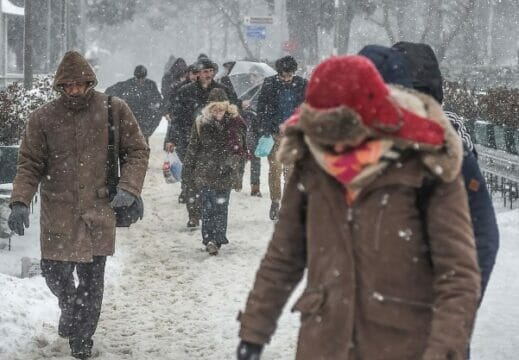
[{"xmin": 0, "ymin": 122, "xmax": 518, "ymax": 359}]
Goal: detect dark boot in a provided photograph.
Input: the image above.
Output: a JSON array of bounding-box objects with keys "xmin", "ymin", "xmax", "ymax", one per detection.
[
  {"xmin": 206, "ymin": 241, "xmax": 218, "ymax": 255},
  {"xmin": 269, "ymin": 201, "xmax": 280, "ymax": 221},
  {"xmin": 178, "ymin": 191, "xmax": 186, "ymax": 204},
  {"xmin": 250, "ymin": 184, "xmax": 262, "ymax": 197},
  {"xmin": 70, "ymin": 337, "xmax": 93, "ymax": 359},
  {"xmin": 187, "ymin": 218, "xmax": 199, "ymax": 228}
]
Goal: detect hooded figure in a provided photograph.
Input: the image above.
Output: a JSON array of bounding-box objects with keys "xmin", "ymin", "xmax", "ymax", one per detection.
[
  {"xmin": 237, "ymin": 55, "xmax": 480, "ymax": 360},
  {"xmin": 105, "ymin": 65, "xmax": 164, "ymax": 142},
  {"xmin": 8, "ymin": 51, "xmax": 149, "ymax": 359}
]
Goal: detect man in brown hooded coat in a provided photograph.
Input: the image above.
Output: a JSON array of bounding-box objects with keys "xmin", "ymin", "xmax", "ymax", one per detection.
[{"xmin": 8, "ymin": 51, "xmax": 149, "ymax": 359}]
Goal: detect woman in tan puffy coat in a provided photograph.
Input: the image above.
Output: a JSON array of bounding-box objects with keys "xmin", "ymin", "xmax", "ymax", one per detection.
[{"xmin": 237, "ymin": 56, "xmax": 480, "ymax": 360}]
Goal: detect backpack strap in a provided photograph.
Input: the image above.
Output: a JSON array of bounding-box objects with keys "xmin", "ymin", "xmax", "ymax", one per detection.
[{"xmin": 106, "ymin": 96, "xmax": 120, "ymax": 200}]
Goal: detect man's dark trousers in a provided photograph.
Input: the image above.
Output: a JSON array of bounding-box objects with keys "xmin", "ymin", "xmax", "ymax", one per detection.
[{"xmin": 41, "ymin": 256, "xmax": 107, "ymax": 341}]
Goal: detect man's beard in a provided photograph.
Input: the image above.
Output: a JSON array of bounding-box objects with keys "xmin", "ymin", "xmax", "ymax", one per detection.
[{"xmin": 62, "ymin": 90, "xmax": 94, "ymax": 110}]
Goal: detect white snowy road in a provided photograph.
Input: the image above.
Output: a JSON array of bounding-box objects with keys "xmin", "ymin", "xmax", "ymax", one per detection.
[{"xmin": 1, "ymin": 128, "xmax": 518, "ymax": 359}]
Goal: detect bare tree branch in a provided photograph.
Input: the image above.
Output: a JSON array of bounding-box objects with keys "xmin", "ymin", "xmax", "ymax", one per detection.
[{"xmin": 207, "ymin": 0, "xmax": 255, "ymax": 59}]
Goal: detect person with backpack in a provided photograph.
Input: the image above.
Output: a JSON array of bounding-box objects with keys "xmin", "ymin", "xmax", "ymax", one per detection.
[
  {"xmin": 7, "ymin": 51, "xmax": 149, "ymax": 359},
  {"xmin": 182, "ymin": 88, "xmax": 247, "ymax": 255},
  {"xmin": 359, "ymin": 42, "xmax": 499, "ymax": 302},
  {"xmin": 236, "ymin": 55, "xmax": 480, "ymax": 360}
]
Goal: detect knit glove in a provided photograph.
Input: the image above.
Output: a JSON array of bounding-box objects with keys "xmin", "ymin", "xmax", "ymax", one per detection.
[
  {"xmin": 110, "ymin": 188, "xmax": 137, "ymax": 208},
  {"xmin": 237, "ymin": 340, "xmax": 263, "ymax": 360},
  {"xmin": 8, "ymin": 203, "xmax": 30, "ymax": 236}
]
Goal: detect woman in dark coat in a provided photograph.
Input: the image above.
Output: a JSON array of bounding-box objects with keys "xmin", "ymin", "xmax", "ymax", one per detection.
[{"xmin": 182, "ymin": 88, "xmax": 247, "ymax": 255}]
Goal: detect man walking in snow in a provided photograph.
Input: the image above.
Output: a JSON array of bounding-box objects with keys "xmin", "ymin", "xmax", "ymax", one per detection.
[
  {"xmin": 256, "ymin": 55, "xmax": 307, "ymax": 220},
  {"xmin": 105, "ymin": 65, "xmax": 164, "ymax": 144},
  {"xmin": 8, "ymin": 51, "xmax": 149, "ymax": 359}
]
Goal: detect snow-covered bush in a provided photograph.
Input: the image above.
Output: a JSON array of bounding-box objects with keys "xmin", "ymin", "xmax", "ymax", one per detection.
[
  {"xmin": 479, "ymin": 87, "xmax": 519, "ymax": 128},
  {"xmin": 0, "ymin": 76, "xmax": 57, "ymax": 146},
  {"xmin": 443, "ymin": 80, "xmax": 480, "ymax": 120}
]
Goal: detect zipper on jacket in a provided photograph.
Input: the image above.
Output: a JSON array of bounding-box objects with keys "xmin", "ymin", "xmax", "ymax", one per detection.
[
  {"xmin": 371, "ymin": 291, "xmax": 432, "ymax": 309},
  {"xmin": 373, "ymin": 194, "xmax": 389, "ymax": 251}
]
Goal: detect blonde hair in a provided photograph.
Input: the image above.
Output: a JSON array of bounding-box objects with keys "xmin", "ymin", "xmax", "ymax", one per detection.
[{"xmin": 205, "ymin": 101, "xmax": 239, "ymax": 118}]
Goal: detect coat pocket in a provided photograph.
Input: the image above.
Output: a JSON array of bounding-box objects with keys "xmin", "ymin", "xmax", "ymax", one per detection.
[
  {"xmin": 365, "ymin": 291, "xmax": 433, "ymax": 331},
  {"xmin": 291, "ymin": 288, "xmax": 326, "ymax": 317}
]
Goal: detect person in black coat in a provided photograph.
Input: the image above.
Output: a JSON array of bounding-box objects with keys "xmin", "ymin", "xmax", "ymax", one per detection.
[
  {"xmin": 182, "ymin": 88, "xmax": 247, "ymax": 255},
  {"xmin": 360, "ymin": 44, "xmax": 499, "ymax": 335},
  {"xmin": 256, "ymin": 56, "xmax": 307, "ymax": 220},
  {"xmin": 161, "ymin": 58, "xmax": 187, "ymax": 109},
  {"xmin": 169, "ymin": 58, "xmax": 239, "ymax": 227},
  {"xmin": 105, "ymin": 65, "xmax": 163, "ymax": 143}
]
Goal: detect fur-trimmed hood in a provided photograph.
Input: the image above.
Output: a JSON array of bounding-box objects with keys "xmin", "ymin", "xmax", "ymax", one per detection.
[
  {"xmin": 195, "ymin": 101, "xmax": 240, "ymax": 134},
  {"xmin": 278, "ymin": 85, "xmax": 463, "ymax": 183}
]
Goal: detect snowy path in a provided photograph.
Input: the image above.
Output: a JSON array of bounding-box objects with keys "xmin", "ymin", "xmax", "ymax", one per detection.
[
  {"xmin": 4, "ymin": 132, "xmax": 301, "ymax": 359},
  {"xmin": 1, "ymin": 128, "xmax": 518, "ymax": 359}
]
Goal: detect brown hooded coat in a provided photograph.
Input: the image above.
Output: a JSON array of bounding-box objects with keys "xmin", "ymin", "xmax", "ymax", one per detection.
[
  {"xmin": 10, "ymin": 51, "xmax": 149, "ymax": 262},
  {"xmin": 238, "ymin": 88, "xmax": 481, "ymax": 360}
]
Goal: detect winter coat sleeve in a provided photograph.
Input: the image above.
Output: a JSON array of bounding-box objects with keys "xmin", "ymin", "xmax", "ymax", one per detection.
[
  {"xmin": 147, "ymin": 81, "xmax": 165, "ymax": 134},
  {"xmin": 256, "ymin": 77, "xmax": 274, "ymax": 136},
  {"xmin": 421, "ymin": 174, "xmax": 481, "ymax": 360},
  {"xmin": 221, "ymin": 82, "xmax": 242, "ymax": 109},
  {"xmin": 10, "ymin": 112, "xmax": 48, "ymax": 207},
  {"xmin": 114, "ymin": 98, "xmax": 150, "ymax": 197},
  {"xmin": 462, "ymin": 149, "xmax": 499, "ymax": 297},
  {"xmin": 181, "ymin": 123, "xmax": 201, "ymax": 189},
  {"xmin": 239, "ymin": 168, "xmax": 307, "ymax": 345},
  {"xmin": 171, "ymin": 86, "xmax": 189, "ymax": 131}
]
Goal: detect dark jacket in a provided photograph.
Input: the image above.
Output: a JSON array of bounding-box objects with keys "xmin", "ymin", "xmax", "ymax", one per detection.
[
  {"xmin": 11, "ymin": 51, "xmax": 149, "ymax": 262},
  {"xmin": 161, "ymin": 58, "xmax": 187, "ymax": 107},
  {"xmin": 390, "ymin": 42, "xmax": 499, "ymax": 298},
  {"xmin": 362, "ymin": 43, "xmax": 499, "ymax": 298},
  {"xmin": 105, "ymin": 78, "xmax": 163, "ymax": 138},
  {"xmin": 170, "ymin": 80, "xmax": 239, "ymax": 146},
  {"xmin": 256, "ymin": 74, "xmax": 307, "ymax": 136},
  {"xmin": 455, "ymin": 128, "xmax": 499, "ymax": 296},
  {"xmin": 182, "ymin": 103, "xmax": 246, "ymax": 190}
]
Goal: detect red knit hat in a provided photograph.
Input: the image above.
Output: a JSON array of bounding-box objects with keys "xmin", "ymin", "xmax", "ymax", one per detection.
[{"xmin": 300, "ymin": 55, "xmax": 444, "ymax": 146}]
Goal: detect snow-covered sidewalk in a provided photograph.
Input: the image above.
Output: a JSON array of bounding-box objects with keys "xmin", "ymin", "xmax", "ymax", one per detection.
[{"xmin": 1, "ymin": 127, "xmax": 518, "ymax": 359}]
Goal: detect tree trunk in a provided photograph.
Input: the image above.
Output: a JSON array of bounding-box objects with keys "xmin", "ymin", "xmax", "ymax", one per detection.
[
  {"xmin": 462, "ymin": 0, "xmax": 478, "ymax": 65},
  {"xmin": 335, "ymin": 0, "xmax": 355, "ymax": 54}
]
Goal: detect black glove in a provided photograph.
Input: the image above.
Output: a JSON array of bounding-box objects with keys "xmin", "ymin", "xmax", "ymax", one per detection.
[
  {"xmin": 237, "ymin": 340, "xmax": 263, "ymax": 360},
  {"xmin": 110, "ymin": 187, "xmax": 137, "ymax": 208},
  {"xmin": 8, "ymin": 203, "xmax": 30, "ymax": 236}
]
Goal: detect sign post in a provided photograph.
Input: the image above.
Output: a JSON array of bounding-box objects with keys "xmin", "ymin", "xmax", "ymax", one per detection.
[{"xmin": 244, "ymin": 16, "xmax": 273, "ymax": 60}]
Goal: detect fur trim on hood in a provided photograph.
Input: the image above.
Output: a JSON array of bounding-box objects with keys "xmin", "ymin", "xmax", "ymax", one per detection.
[
  {"xmin": 278, "ymin": 86, "xmax": 463, "ymax": 183},
  {"xmin": 195, "ymin": 101, "xmax": 240, "ymax": 134}
]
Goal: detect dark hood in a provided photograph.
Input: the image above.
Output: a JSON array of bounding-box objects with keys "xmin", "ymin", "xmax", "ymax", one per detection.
[{"xmin": 391, "ymin": 42, "xmax": 443, "ymax": 103}]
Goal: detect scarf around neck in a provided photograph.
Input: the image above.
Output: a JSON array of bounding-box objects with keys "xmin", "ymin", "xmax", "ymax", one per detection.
[{"xmin": 305, "ymin": 137, "xmax": 401, "ymax": 204}]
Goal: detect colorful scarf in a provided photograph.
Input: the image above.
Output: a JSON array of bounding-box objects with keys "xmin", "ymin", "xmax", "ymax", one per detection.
[{"xmin": 306, "ymin": 138, "xmax": 399, "ymax": 204}]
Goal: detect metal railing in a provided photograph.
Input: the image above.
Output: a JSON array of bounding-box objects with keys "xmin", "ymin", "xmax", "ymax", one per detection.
[
  {"xmin": 0, "ymin": 73, "xmax": 24, "ymax": 89},
  {"xmin": 476, "ymin": 145, "xmax": 519, "ymax": 209}
]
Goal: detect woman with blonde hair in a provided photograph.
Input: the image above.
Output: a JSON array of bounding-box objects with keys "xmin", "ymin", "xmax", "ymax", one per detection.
[{"xmin": 182, "ymin": 88, "xmax": 247, "ymax": 255}]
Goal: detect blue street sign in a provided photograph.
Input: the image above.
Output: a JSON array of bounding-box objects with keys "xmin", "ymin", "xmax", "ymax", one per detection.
[{"xmin": 246, "ymin": 25, "xmax": 266, "ymax": 40}]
